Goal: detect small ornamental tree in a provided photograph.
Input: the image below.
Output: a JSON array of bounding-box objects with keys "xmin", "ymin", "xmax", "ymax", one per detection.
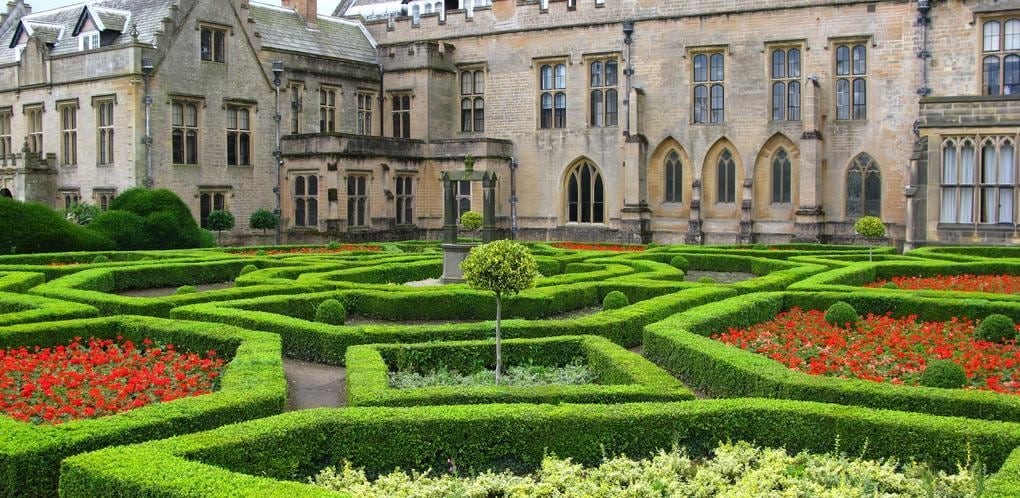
[
  {"xmin": 460, "ymin": 239, "xmax": 540, "ymax": 385},
  {"xmin": 853, "ymin": 216, "xmax": 886, "ymax": 262},
  {"xmin": 207, "ymin": 210, "xmax": 236, "ymax": 246},
  {"xmin": 249, "ymin": 209, "xmax": 279, "ymax": 235},
  {"xmin": 460, "ymin": 211, "xmax": 483, "ymax": 231}
]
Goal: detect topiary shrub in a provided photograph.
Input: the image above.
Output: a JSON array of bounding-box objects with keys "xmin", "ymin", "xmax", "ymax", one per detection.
[
  {"xmin": 670, "ymin": 255, "xmax": 690, "ymax": 272},
  {"xmin": 87, "ymin": 210, "xmax": 150, "ymax": 250},
  {"xmin": 975, "ymin": 314, "xmax": 1017, "ymax": 344},
  {"xmin": 256, "ymin": 250, "xmax": 268, "ymax": 257},
  {"xmin": 175, "ymin": 285, "xmax": 197, "ymax": 295},
  {"xmin": 882, "ymin": 282, "xmax": 899, "ymax": 289},
  {"xmin": 249, "ymin": 209, "xmax": 279, "ymax": 235},
  {"xmin": 108, "ymin": 188, "xmax": 211, "ymax": 249},
  {"xmin": 602, "ymin": 291, "xmax": 630, "ymax": 310},
  {"xmin": 315, "ymin": 299, "xmax": 347, "ymax": 325},
  {"xmin": 207, "ymin": 210, "xmax": 236, "ymax": 246},
  {"xmin": 461, "ymin": 239, "xmax": 540, "ymax": 384},
  {"xmin": 92, "ymin": 255, "xmax": 110, "ymax": 264},
  {"xmin": 460, "ymin": 211, "xmax": 483, "ymax": 231},
  {"xmin": 327, "ymin": 241, "xmax": 342, "ymax": 250},
  {"xmin": 919, "ymin": 360, "xmax": 968, "ymax": 389},
  {"xmin": 854, "ymin": 216, "xmax": 887, "ymax": 261},
  {"xmin": 824, "ymin": 301, "xmax": 859, "ymax": 327},
  {"xmin": 239, "ymin": 265, "xmax": 258, "ymax": 277},
  {"xmin": 0, "ymin": 197, "xmax": 114, "ymax": 254},
  {"xmin": 697, "ymin": 276, "xmax": 716, "ymax": 284}
]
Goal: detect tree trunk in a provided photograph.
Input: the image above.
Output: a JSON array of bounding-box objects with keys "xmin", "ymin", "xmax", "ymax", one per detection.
[{"xmin": 495, "ymin": 292, "xmax": 502, "ymax": 386}]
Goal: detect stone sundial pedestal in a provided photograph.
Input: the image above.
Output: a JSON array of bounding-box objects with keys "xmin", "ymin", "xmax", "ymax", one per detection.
[{"xmin": 441, "ymin": 155, "xmax": 498, "ymax": 284}]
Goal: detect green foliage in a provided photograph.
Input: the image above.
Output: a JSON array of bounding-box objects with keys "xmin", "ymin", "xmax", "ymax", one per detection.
[
  {"xmin": 64, "ymin": 203, "xmax": 101, "ymax": 226},
  {"xmin": 883, "ymin": 281, "xmax": 899, "ymax": 289},
  {"xmin": 310, "ymin": 441, "xmax": 981, "ymax": 497},
  {"xmin": 0, "ymin": 197, "xmax": 114, "ymax": 254},
  {"xmin": 824, "ymin": 301, "xmax": 859, "ymax": 327},
  {"xmin": 670, "ymin": 255, "xmax": 690, "ymax": 271},
  {"xmin": 239, "ymin": 265, "xmax": 258, "ymax": 277},
  {"xmin": 976, "ymin": 314, "xmax": 1017, "ymax": 344},
  {"xmin": 175, "ymin": 285, "xmax": 197, "ymax": 295},
  {"xmin": 388, "ymin": 363, "xmax": 594, "ymax": 389},
  {"xmin": 87, "ymin": 210, "xmax": 150, "ymax": 250},
  {"xmin": 461, "ymin": 240, "xmax": 540, "ymax": 296},
  {"xmin": 105, "ymin": 188, "xmax": 211, "ymax": 249},
  {"xmin": 207, "ymin": 210, "xmax": 236, "ymax": 233},
  {"xmin": 698, "ymin": 276, "xmax": 716, "ymax": 284},
  {"xmin": 249, "ymin": 209, "xmax": 279, "ymax": 234},
  {"xmin": 854, "ymin": 216, "xmax": 887, "ymax": 239},
  {"xmin": 327, "ymin": 241, "xmax": 343, "ymax": 250},
  {"xmin": 919, "ymin": 360, "xmax": 968, "ymax": 389},
  {"xmin": 460, "ymin": 211, "xmax": 483, "ymax": 230},
  {"xmin": 602, "ymin": 290, "xmax": 630, "ymax": 310},
  {"xmin": 91, "ymin": 255, "xmax": 109, "ymax": 264},
  {"xmin": 315, "ymin": 299, "xmax": 347, "ymax": 325}
]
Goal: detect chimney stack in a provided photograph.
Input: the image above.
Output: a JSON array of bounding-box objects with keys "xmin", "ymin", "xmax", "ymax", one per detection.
[{"xmin": 281, "ymin": 0, "xmax": 316, "ymax": 28}]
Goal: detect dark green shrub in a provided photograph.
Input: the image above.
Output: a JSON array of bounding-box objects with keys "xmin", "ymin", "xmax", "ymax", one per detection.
[
  {"xmin": 0, "ymin": 197, "xmax": 114, "ymax": 254},
  {"xmin": 109, "ymin": 188, "xmax": 211, "ymax": 249},
  {"xmin": 919, "ymin": 360, "xmax": 968, "ymax": 389},
  {"xmin": 669, "ymin": 255, "xmax": 690, "ymax": 271},
  {"xmin": 603, "ymin": 291, "xmax": 630, "ymax": 310},
  {"xmin": 316, "ymin": 299, "xmax": 347, "ymax": 325},
  {"xmin": 882, "ymin": 282, "xmax": 899, "ymax": 289},
  {"xmin": 698, "ymin": 276, "xmax": 716, "ymax": 284},
  {"xmin": 240, "ymin": 265, "xmax": 258, "ymax": 277},
  {"xmin": 256, "ymin": 250, "xmax": 268, "ymax": 256},
  {"xmin": 249, "ymin": 209, "xmax": 278, "ymax": 234},
  {"xmin": 976, "ymin": 314, "xmax": 1017, "ymax": 344},
  {"xmin": 207, "ymin": 210, "xmax": 236, "ymax": 245},
  {"xmin": 87, "ymin": 210, "xmax": 150, "ymax": 250},
  {"xmin": 327, "ymin": 241, "xmax": 342, "ymax": 250},
  {"xmin": 110, "ymin": 188, "xmax": 193, "ymax": 223},
  {"xmin": 824, "ymin": 301, "xmax": 859, "ymax": 327},
  {"xmin": 175, "ymin": 285, "xmax": 197, "ymax": 295},
  {"xmin": 65, "ymin": 203, "xmax": 100, "ymax": 225},
  {"xmin": 92, "ymin": 255, "xmax": 110, "ymax": 264}
]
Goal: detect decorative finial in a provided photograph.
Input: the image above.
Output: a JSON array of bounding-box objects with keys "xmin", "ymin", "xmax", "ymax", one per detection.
[
  {"xmin": 130, "ymin": 23, "xmax": 139, "ymax": 40},
  {"xmin": 464, "ymin": 154, "xmax": 474, "ymax": 172}
]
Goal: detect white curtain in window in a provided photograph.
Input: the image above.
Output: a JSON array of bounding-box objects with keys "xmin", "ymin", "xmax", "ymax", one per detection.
[
  {"xmin": 943, "ymin": 145, "xmax": 957, "ymax": 183},
  {"xmin": 983, "ymin": 142, "xmax": 998, "ymax": 183},
  {"xmin": 941, "ymin": 188, "xmax": 957, "ymax": 223},
  {"xmin": 961, "ymin": 144, "xmax": 976, "ymax": 183},
  {"xmin": 1000, "ymin": 188, "xmax": 1015, "ymax": 223},
  {"xmin": 960, "ymin": 188, "xmax": 975, "ymax": 223},
  {"xmin": 1000, "ymin": 142, "xmax": 1015, "ymax": 184}
]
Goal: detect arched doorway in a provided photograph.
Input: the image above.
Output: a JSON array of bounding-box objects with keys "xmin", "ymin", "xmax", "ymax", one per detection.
[
  {"xmin": 0, "ymin": 188, "xmax": 12, "ymax": 199},
  {"xmin": 564, "ymin": 160, "xmax": 605, "ymax": 224}
]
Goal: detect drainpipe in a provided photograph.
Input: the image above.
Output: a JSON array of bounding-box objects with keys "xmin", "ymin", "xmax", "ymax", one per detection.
[
  {"xmin": 916, "ymin": 0, "xmax": 932, "ymax": 98},
  {"xmin": 141, "ymin": 58, "xmax": 154, "ymax": 188},
  {"xmin": 509, "ymin": 157, "xmax": 518, "ymax": 240},
  {"xmin": 622, "ymin": 20, "xmax": 635, "ymax": 136},
  {"xmin": 273, "ymin": 61, "xmax": 285, "ymax": 246}
]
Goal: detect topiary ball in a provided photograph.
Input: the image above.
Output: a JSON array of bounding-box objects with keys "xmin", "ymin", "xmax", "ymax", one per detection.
[
  {"xmin": 91, "ymin": 255, "xmax": 110, "ymax": 264},
  {"xmin": 975, "ymin": 314, "xmax": 1017, "ymax": 344},
  {"xmin": 239, "ymin": 264, "xmax": 258, "ymax": 277},
  {"xmin": 882, "ymin": 281, "xmax": 899, "ymax": 289},
  {"xmin": 919, "ymin": 360, "xmax": 968, "ymax": 389},
  {"xmin": 175, "ymin": 285, "xmax": 197, "ymax": 295},
  {"xmin": 669, "ymin": 255, "xmax": 690, "ymax": 272},
  {"xmin": 602, "ymin": 291, "xmax": 630, "ymax": 310},
  {"xmin": 327, "ymin": 241, "xmax": 342, "ymax": 250},
  {"xmin": 316, "ymin": 299, "xmax": 347, "ymax": 325},
  {"xmin": 824, "ymin": 301, "xmax": 859, "ymax": 327},
  {"xmin": 256, "ymin": 249, "xmax": 268, "ymax": 256},
  {"xmin": 697, "ymin": 276, "xmax": 716, "ymax": 284}
]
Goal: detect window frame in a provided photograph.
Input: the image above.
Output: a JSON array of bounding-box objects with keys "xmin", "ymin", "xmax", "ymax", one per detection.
[
  {"xmin": 293, "ymin": 174, "xmax": 320, "ymax": 228},
  {"xmin": 58, "ymin": 102, "xmax": 78, "ymax": 166},
  {"xmin": 96, "ymin": 99, "xmax": 114, "ymax": 165},
  {"xmin": 346, "ymin": 174, "xmax": 369, "ymax": 229},
  {"xmin": 225, "ymin": 105, "xmax": 252, "ymax": 167},
  {"xmin": 79, "ymin": 30, "xmax": 100, "ymax": 51},
  {"xmin": 25, "ymin": 105, "xmax": 43, "ymax": 155},
  {"xmin": 390, "ymin": 93, "xmax": 411, "ymax": 139},
  {"xmin": 395, "ymin": 175, "xmax": 415, "ymax": 225},
  {"xmin": 0, "ymin": 109, "xmax": 11, "ymax": 162},
  {"xmin": 59, "ymin": 189, "xmax": 81, "ymax": 210},
  {"xmin": 289, "ymin": 83, "xmax": 303, "ymax": 135},
  {"xmin": 171, "ymin": 99, "xmax": 201, "ymax": 165},
  {"xmin": 980, "ymin": 16, "xmax": 1020, "ymax": 96},
  {"xmin": 356, "ymin": 92, "xmax": 375, "ymax": 135},
  {"xmin": 93, "ymin": 188, "xmax": 116, "ymax": 211},
  {"xmin": 537, "ymin": 59, "xmax": 568, "ymax": 130},
  {"xmin": 844, "ymin": 153, "xmax": 882, "ymax": 220},
  {"xmin": 768, "ymin": 45, "xmax": 803, "ymax": 122},
  {"xmin": 200, "ymin": 25, "xmax": 227, "ymax": 63},
  {"xmin": 319, "ymin": 86, "xmax": 337, "ymax": 133},
  {"xmin": 690, "ymin": 48, "xmax": 726, "ymax": 124},
  {"xmin": 199, "ymin": 190, "xmax": 229, "ymax": 229},
  {"xmin": 833, "ymin": 39, "xmax": 869, "ymax": 121},
  {"xmin": 715, "ymin": 148, "xmax": 737, "ymax": 204},
  {"xmin": 565, "ymin": 161, "xmax": 606, "ymax": 224},
  {"xmin": 664, "ymin": 150, "xmax": 684, "ymax": 204},
  {"xmin": 586, "ymin": 55, "xmax": 619, "ymax": 128},
  {"xmin": 459, "ymin": 67, "xmax": 485, "ymax": 133},
  {"xmin": 770, "ymin": 147, "xmax": 793, "ymax": 204}
]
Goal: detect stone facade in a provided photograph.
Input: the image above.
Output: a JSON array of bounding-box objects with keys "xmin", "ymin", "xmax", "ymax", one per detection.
[{"xmin": 1, "ymin": 0, "xmax": 1017, "ymax": 247}]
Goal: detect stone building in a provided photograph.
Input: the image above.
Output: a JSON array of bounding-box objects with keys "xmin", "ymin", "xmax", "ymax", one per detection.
[{"xmin": 0, "ymin": 0, "xmax": 1017, "ymax": 247}]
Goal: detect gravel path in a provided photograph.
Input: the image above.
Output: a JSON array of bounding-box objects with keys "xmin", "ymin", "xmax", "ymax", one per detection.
[{"xmin": 284, "ymin": 358, "xmax": 346, "ymax": 410}]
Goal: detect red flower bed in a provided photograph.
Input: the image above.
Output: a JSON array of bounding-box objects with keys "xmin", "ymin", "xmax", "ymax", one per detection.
[
  {"xmin": 866, "ymin": 274, "xmax": 1020, "ymax": 294},
  {"xmin": 713, "ymin": 308, "xmax": 1020, "ymax": 394},
  {"xmin": 233, "ymin": 246, "xmax": 382, "ymax": 256},
  {"xmin": 551, "ymin": 243, "xmax": 645, "ymax": 252},
  {"xmin": 0, "ymin": 337, "xmax": 225, "ymax": 425}
]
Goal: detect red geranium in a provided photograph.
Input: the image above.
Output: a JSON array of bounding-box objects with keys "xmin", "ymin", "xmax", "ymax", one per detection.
[
  {"xmin": 0, "ymin": 337, "xmax": 225, "ymax": 425},
  {"xmin": 551, "ymin": 243, "xmax": 645, "ymax": 252},
  {"xmin": 713, "ymin": 308, "xmax": 1020, "ymax": 394},
  {"xmin": 866, "ymin": 274, "xmax": 1020, "ymax": 294}
]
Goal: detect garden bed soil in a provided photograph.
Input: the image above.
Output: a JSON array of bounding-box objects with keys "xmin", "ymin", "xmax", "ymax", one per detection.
[
  {"xmin": 115, "ymin": 282, "xmax": 234, "ymax": 298},
  {"xmin": 284, "ymin": 358, "xmax": 346, "ymax": 410},
  {"xmin": 684, "ymin": 270, "xmax": 757, "ymax": 284}
]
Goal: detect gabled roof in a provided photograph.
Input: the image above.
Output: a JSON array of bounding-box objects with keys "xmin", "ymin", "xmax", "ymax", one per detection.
[
  {"xmin": 72, "ymin": 5, "xmax": 132, "ymax": 35},
  {"xmin": 8, "ymin": 20, "xmax": 65, "ymax": 48},
  {"xmin": 0, "ymin": 0, "xmax": 174, "ymax": 64},
  {"xmin": 250, "ymin": 2, "xmax": 378, "ymax": 64}
]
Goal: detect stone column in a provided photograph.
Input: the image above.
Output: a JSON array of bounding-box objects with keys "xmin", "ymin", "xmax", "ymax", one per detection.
[
  {"xmin": 793, "ymin": 77, "xmax": 825, "ymax": 242},
  {"xmin": 442, "ymin": 178, "xmax": 457, "ymax": 244},
  {"xmin": 739, "ymin": 179, "xmax": 754, "ymax": 244},
  {"xmin": 686, "ymin": 179, "xmax": 704, "ymax": 244},
  {"xmin": 482, "ymin": 173, "xmax": 497, "ymax": 243}
]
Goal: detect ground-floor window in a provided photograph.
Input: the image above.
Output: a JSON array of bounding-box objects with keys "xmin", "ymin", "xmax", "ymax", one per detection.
[
  {"xmin": 566, "ymin": 161, "xmax": 605, "ymax": 223},
  {"xmin": 293, "ymin": 175, "xmax": 319, "ymax": 228}
]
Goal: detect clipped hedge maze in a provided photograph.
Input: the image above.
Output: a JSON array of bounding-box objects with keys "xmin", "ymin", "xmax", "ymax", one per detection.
[{"xmin": 1, "ymin": 242, "xmax": 1020, "ymax": 495}]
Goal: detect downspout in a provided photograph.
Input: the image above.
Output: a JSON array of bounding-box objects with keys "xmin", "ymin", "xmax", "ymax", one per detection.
[
  {"xmin": 622, "ymin": 20, "xmax": 634, "ymax": 136},
  {"xmin": 141, "ymin": 58, "xmax": 154, "ymax": 188},
  {"xmin": 916, "ymin": 0, "xmax": 931, "ymax": 98}
]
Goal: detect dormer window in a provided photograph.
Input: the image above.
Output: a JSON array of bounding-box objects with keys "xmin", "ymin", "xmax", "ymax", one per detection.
[{"xmin": 80, "ymin": 31, "xmax": 100, "ymax": 51}]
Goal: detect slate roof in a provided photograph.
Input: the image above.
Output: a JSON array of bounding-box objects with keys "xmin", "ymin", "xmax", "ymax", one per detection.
[
  {"xmin": 249, "ymin": 2, "xmax": 377, "ymax": 64},
  {"xmin": 0, "ymin": 0, "xmax": 173, "ymax": 65}
]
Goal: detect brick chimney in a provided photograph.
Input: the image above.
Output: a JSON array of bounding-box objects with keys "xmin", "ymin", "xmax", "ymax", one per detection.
[{"xmin": 281, "ymin": 0, "xmax": 316, "ymax": 28}]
